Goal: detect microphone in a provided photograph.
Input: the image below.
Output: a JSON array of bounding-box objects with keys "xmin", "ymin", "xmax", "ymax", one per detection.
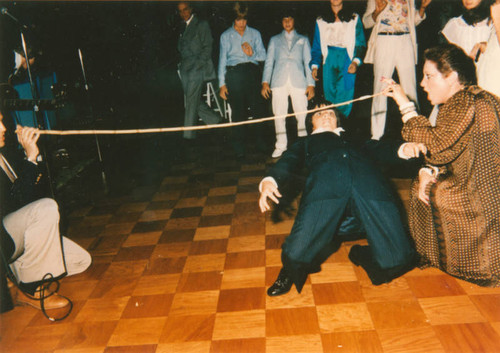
[{"xmin": 1, "ymin": 8, "xmax": 28, "ymax": 29}]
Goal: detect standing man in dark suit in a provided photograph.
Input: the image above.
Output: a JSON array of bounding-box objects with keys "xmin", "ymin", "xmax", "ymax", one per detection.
[
  {"xmin": 177, "ymin": 1, "xmax": 220, "ymax": 141},
  {"xmin": 259, "ymin": 107, "xmax": 425, "ymax": 296}
]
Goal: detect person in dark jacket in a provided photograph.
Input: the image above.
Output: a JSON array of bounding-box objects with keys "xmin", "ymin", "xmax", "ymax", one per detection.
[
  {"xmin": 259, "ymin": 106, "xmax": 424, "ymax": 296},
  {"xmin": 177, "ymin": 1, "xmax": 221, "ymax": 140},
  {"xmin": 0, "ymin": 111, "xmax": 91, "ymax": 313}
]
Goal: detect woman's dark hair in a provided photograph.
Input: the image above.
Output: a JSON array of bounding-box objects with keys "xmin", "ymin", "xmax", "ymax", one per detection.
[
  {"xmin": 462, "ymin": 0, "xmax": 494, "ymax": 25},
  {"xmin": 319, "ymin": 2, "xmax": 356, "ymax": 23},
  {"xmin": 424, "ymin": 43, "xmax": 477, "ymax": 86}
]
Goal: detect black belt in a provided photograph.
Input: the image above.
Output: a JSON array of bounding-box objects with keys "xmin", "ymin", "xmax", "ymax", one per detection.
[
  {"xmin": 378, "ymin": 32, "xmax": 410, "ymax": 36},
  {"xmin": 226, "ymin": 62, "xmax": 257, "ymax": 71}
]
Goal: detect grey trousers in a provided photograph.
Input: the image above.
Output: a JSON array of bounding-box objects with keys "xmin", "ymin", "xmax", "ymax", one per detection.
[
  {"xmin": 179, "ymin": 70, "xmax": 220, "ymax": 140},
  {"xmin": 3, "ymin": 198, "xmax": 91, "ymax": 284}
]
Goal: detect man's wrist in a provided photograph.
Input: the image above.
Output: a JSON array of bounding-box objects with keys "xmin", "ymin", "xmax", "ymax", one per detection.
[
  {"xmin": 26, "ymin": 155, "xmax": 39, "ymax": 165},
  {"xmin": 259, "ymin": 177, "xmax": 277, "ymax": 192}
]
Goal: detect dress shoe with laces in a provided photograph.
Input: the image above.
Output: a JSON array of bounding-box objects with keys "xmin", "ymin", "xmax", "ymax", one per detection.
[
  {"xmin": 267, "ymin": 269, "xmax": 293, "ymax": 296},
  {"xmin": 16, "ymin": 288, "xmax": 69, "ymax": 310}
]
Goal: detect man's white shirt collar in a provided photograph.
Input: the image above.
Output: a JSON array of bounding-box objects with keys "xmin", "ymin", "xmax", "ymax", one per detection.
[
  {"xmin": 312, "ymin": 127, "xmax": 344, "ymax": 136},
  {"xmin": 185, "ymin": 14, "xmax": 194, "ymax": 26}
]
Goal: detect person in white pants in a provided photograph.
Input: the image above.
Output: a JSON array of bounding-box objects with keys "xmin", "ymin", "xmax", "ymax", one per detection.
[
  {"xmin": 262, "ymin": 10, "xmax": 315, "ymax": 158},
  {"xmin": 363, "ymin": 0, "xmax": 432, "ymax": 140},
  {"xmin": 0, "ymin": 112, "xmax": 91, "ymax": 313},
  {"xmin": 4, "ymin": 198, "xmax": 91, "ymax": 288}
]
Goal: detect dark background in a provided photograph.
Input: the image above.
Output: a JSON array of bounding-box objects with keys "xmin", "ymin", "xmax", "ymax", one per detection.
[
  {"xmin": 0, "ymin": 1, "xmax": 460, "ymax": 207},
  {"xmin": 0, "ymin": 1, "xmax": 458, "ymax": 129}
]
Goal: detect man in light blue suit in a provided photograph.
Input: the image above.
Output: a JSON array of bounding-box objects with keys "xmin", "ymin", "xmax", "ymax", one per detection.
[{"xmin": 262, "ymin": 11, "xmax": 315, "ymax": 158}]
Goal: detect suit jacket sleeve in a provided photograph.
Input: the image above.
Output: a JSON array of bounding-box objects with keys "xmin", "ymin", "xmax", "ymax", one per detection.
[
  {"xmin": 196, "ymin": 21, "xmax": 214, "ymax": 70},
  {"xmin": 310, "ymin": 21, "xmax": 322, "ymax": 69},
  {"xmin": 10, "ymin": 159, "xmax": 45, "ymax": 210},
  {"xmin": 362, "ymin": 0, "xmax": 377, "ymax": 29},
  {"xmin": 303, "ymin": 36, "xmax": 315, "ymax": 87},
  {"xmin": 267, "ymin": 138, "xmax": 306, "ymax": 188},
  {"xmin": 262, "ymin": 37, "xmax": 275, "ymax": 84}
]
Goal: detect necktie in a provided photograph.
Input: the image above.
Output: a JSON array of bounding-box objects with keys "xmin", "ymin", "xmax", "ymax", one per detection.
[{"xmin": 0, "ymin": 154, "xmax": 17, "ymax": 183}]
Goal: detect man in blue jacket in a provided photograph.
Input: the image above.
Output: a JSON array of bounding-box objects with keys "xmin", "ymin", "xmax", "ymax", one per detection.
[{"xmin": 261, "ymin": 10, "xmax": 315, "ymax": 159}]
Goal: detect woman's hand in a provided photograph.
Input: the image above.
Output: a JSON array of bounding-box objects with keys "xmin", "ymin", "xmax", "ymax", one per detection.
[
  {"xmin": 347, "ymin": 61, "xmax": 358, "ymax": 74},
  {"xmin": 305, "ymin": 86, "xmax": 315, "ymax": 100},
  {"xmin": 403, "ymin": 142, "xmax": 427, "ymax": 158},
  {"xmin": 470, "ymin": 42, "xmax": 487, "ymax": 61},
  {"xmin": 381, "ymin": 77, "xmax": 411, "ymax": 107},
  {"xmin": 418, "ymin": 169, "xmax": 437, "ymax": 206},
  {"xmin": 311, "ymin": 68, "xmax": 319, "ymax": 81}
]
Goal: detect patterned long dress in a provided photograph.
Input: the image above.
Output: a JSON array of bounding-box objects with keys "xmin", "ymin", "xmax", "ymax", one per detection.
[{"xmin": 402, "ymin": 86, "xmax": 500, "ymax": 287}]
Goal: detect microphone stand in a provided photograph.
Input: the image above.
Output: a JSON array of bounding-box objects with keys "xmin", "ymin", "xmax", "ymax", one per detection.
[
  {"xmin": 77, "ymin": 48, "xmax": 108, "ymax": 194},
  {"xmin": 18, "ymin": 25, "xmax": 56, "ymax": 198}
]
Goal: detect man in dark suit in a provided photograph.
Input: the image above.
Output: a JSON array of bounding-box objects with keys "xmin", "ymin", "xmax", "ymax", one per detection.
[
  {"xmin": 177, "ymin": 1, "xmax": 220, "ymax": 141},
  {"xmin": 259, "ymin": 107, "xmax": 425, "ymax": 296},
  {"xmin": 0, "ymin": 111, "xmax": 91, "ymax": 313}
]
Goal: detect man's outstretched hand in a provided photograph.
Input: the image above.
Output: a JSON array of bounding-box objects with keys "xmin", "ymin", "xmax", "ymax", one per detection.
[{"xmin": 259, "ymin": 180, "xmax": 282, "ymax": 212}]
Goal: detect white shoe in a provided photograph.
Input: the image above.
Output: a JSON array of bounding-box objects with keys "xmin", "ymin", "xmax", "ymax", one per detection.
[{"xmin": 272, "ymin": 148, "xmax": 285, "ymax": 158}]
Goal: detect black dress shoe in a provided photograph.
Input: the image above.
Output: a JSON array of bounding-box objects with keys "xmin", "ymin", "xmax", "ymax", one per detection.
[
  {"xmin": 349, "ymin": 245, "xmax": 417, "ymax": 285},
  {"xmin": 267, "ymin": 269, "xmax": 293, "ymax": 296}
]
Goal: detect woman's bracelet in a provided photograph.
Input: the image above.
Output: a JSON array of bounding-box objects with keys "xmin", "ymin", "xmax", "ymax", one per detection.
[
  {"xmin": 399, "ymin": 101, "xmax": 416, "ymax": 114},
  {"xmin": 399, "ymin": 101, "xmax": 418, "ymax": 122}
]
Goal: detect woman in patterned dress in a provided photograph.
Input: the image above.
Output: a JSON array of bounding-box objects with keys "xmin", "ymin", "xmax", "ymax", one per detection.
[{"xmin": 383, "ymin": 43, "xmax": 500, "ymax": 287}]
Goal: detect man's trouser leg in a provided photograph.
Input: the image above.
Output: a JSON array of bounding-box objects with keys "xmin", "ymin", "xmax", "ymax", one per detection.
[
  {"xmin": 351, "ymin": 189, "xmax": 414, "ymax": 269},
  {"xmin": 181, "ymin": 71, "xmax": 204, "ymax": 140},
  {"xmin": 289, "ymin": 85, "xmax": 308, "ymax": 137},
  {"xmin": 226, "ymin": 65, "xmax": 249, "ymax": 156},
  {"xmin": 3, "ymin": 198, "xmax": 66, "ymax": 284},
  {"xmin": 271, "ymin": 86, "xmax": 290, "ymax": 152},
  {"xmin": 281, "ymin": 198, "xmax": 348, "ymax": 292}
]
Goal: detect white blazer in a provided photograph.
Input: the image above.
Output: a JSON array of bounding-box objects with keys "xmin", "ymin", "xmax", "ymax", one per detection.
[{"xmin": 262, "ymin": 30, "xmax": 315, "ymax": 89}]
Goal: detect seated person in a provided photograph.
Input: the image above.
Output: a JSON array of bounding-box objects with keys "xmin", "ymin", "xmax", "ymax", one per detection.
[
  {"xmin": 0, "ymin": 110, "xmax": 91, "ymax": 314},
  {"xmin": 259, "ymin": 106, "xmax": 425, "ymax": 296}
]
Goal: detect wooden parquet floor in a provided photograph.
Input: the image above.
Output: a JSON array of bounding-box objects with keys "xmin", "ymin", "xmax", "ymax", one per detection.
[{"xmin": 2, "ymin": 140, "xmax": 500, "ymax": 353}]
